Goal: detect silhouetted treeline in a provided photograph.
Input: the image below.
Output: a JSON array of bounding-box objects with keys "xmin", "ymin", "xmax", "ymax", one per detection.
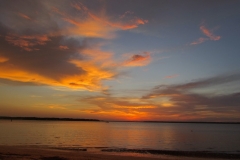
[
  {"xmin": 143, "ymin": 121, "xmax": 240, "ymax": 124},
  {"xmin": 0, "ymin": 116, "xmax": 100, "ymax": 121},
  {"xmin": 109, "ymin": 120, "xmax": 240, "ymax": 124}
]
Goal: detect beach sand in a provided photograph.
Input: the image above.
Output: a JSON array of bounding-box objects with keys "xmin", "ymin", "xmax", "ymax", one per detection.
[{"xmin": 0, "ymin": 145, "xmax": 233, "ymax": 160}]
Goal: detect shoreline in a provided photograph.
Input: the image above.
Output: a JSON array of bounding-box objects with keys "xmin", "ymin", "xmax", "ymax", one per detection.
[
  {"xmin": 1, "ymin": 117, "xmax": 240, "ymax": 124},
  {"xmin": 0, "ymin": 146, "xmax": 239, "ymax": 160},
  {"xmin": 101, "ymin": 148, "xmax": 240, "ymax": 159}
]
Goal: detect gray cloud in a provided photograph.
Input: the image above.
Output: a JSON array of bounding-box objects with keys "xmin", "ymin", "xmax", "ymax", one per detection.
[
  {"xmin": 156, "ymin": 73, "xmax": 240, "ymax": 90},
  {"xmin": 140, "ymin": 73, "xmax": 240, "ymax": 121},
  {"xmin": 0, "ymin": 23, "xmax": 85, "ymax": 81}
]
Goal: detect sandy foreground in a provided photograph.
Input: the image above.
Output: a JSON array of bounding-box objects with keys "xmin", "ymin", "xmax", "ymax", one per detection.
[{"xmin": 0, "ymin": 146, "xmax": 233, "ymax": 160}]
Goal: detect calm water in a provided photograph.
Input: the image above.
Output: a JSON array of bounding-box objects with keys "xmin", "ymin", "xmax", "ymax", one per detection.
[{"xmin": 0, "ymin": 120, "xmax": 240, "ymax": 153}]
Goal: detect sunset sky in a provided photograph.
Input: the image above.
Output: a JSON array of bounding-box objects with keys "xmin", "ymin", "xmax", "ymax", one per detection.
[{"xmin": 0, "ymin": 0, "xmax": 240, "ymax": 121}]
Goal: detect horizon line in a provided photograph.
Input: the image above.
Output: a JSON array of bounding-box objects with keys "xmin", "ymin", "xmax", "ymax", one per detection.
[{"xmin": 0, "ymin": 116, "xmax": 240, "ymax": 124}]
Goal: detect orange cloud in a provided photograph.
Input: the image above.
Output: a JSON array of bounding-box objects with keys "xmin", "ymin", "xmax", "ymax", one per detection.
[
  {"xmin": 200, "ymin": 25, "xmax": 221, "ymax": 41},
  {"xmin": 0, "ymin": 59, "xmax": 114, "ymax": 91},
  {"xmin": 111, "ymin": 18, "xmax": 148, "ymax": 30},
  {"xmin": 191, "ymin": 24, "xmax": 221, "ymax": 45},
  {"xmin": 52, "ymin": 6, "xmax": 116, "ymax": 38},
  {"xmin": 18, "ymin": 12, "xmax": 31, "ymax": 20},
  {"xmin": 0, "ymin": 41, "xmax": 117, "ymax": 91},
  {"xmin": 80, "ymin": 48, "xmax": 117, "ymax": 68},
  {"xmin": 63, "ymin": 18, "xmax": 115, "ymax": 38},
  {"xmin": 52, "ymin": 2, "xmax": 148, "ymax": 38},
  {"xmin": 5, "ymin": 34, "xmax": 50, "ymax": 51},
  {"xmin": 123, "ymin": 52, "xmax": 151, "ymax": 67},
  {"xmin": 66, "ymin": 59, "xmax": 115, "ymax": 90}
]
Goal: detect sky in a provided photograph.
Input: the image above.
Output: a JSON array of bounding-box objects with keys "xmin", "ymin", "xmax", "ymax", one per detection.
[{"xmin": 0, "ymin": 0, "xmax": 240, "ymax": 121}]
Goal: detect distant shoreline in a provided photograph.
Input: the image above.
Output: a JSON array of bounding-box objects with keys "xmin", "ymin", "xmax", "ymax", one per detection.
[
  {"xmin": 0, "ymin": 116, "xmax": 240, "ymax": 124},
  {"xmin": 0, "ymin": 116, "xmax": 100, "ymax": 122},
  {"xmin": 123, "ymin": 121, "xmax": 240, "ymax": 124}
]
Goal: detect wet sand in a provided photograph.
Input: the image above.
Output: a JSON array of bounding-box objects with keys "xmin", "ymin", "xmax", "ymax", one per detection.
[{"xmin": 0, "ymin": 146, "xmax": 238, "ymax": 160}]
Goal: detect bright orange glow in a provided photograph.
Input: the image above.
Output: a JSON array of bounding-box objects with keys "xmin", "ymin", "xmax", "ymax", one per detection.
[
  {"xmin": 81, "ymin": 109, "xmax": 151, "ymax": 121},
  {"xmin": 162, "ymin": 103, "xmax": 175, "ymax": 107},
  {"xmin": 68, "ymin": 59, "xmax": 115, "ymax": 90},
  {"xmin": 0, "ymin": 57, "xmax": 115, "ymax": 91}
]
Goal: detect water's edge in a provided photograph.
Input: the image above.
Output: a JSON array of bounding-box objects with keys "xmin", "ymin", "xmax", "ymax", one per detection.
[{"xmin": 50, "ymin": 146, "xmax": 240, "ymax": 159}]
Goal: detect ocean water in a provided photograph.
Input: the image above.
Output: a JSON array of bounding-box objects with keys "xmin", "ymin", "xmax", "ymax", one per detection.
[{"xmin": 0, "ymin": 120, "xmax": 240, "ymax": 154}]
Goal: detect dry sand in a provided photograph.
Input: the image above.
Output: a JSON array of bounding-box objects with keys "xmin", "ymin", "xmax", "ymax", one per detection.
[{"xmin": 0, "ymin": 145, "xmax": 232, "ymax": 160}]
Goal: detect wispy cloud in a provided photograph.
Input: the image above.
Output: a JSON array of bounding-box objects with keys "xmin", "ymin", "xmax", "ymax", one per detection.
[
  {"xmin": 191, "ymin": 24, "xmax": 221, "ymax": 45},
  {"xmin": 52, "ymin": 2, "xmax": 148, "ymax": 39},
  {"xmin": 72, "ymin": 2, "xmax": 148, "ymax": 30},
  {"xmin": 71, "ymin": 2, "xmax": 82, "ymax": 11},
  {"xmin": 200, "ymin": 25, "xmax": 221, "ymax": 41},
  {"xmin": 190, "ymin": 37, "xmax": 208, "ymax": 45},
  {"xmin": 119, "ymin": 11, "xmax": 134, "ymax": 19},
  {"xmin": 123, "ymin": 52, "xmax": 151, "ymax": 67},
  {"xmin": 18, "ymin": 12, "xmax": 31, "ymax": 20}
]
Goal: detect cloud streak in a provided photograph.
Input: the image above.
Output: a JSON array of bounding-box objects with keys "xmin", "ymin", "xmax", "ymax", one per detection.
[
  {"xmin": 191, "ymin": 24, "xmax": 221, "ymax": 45},
  {"xmin": 18, "ymin": 12, "xmax": 31, "ymax": 20},
  {"xmin": 52, "ymin": 1, "xmax": 148, "ymax": 39},
  {"xmin": 200, "ymin": 25, "xmax": 221, "ymax": 41}
]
